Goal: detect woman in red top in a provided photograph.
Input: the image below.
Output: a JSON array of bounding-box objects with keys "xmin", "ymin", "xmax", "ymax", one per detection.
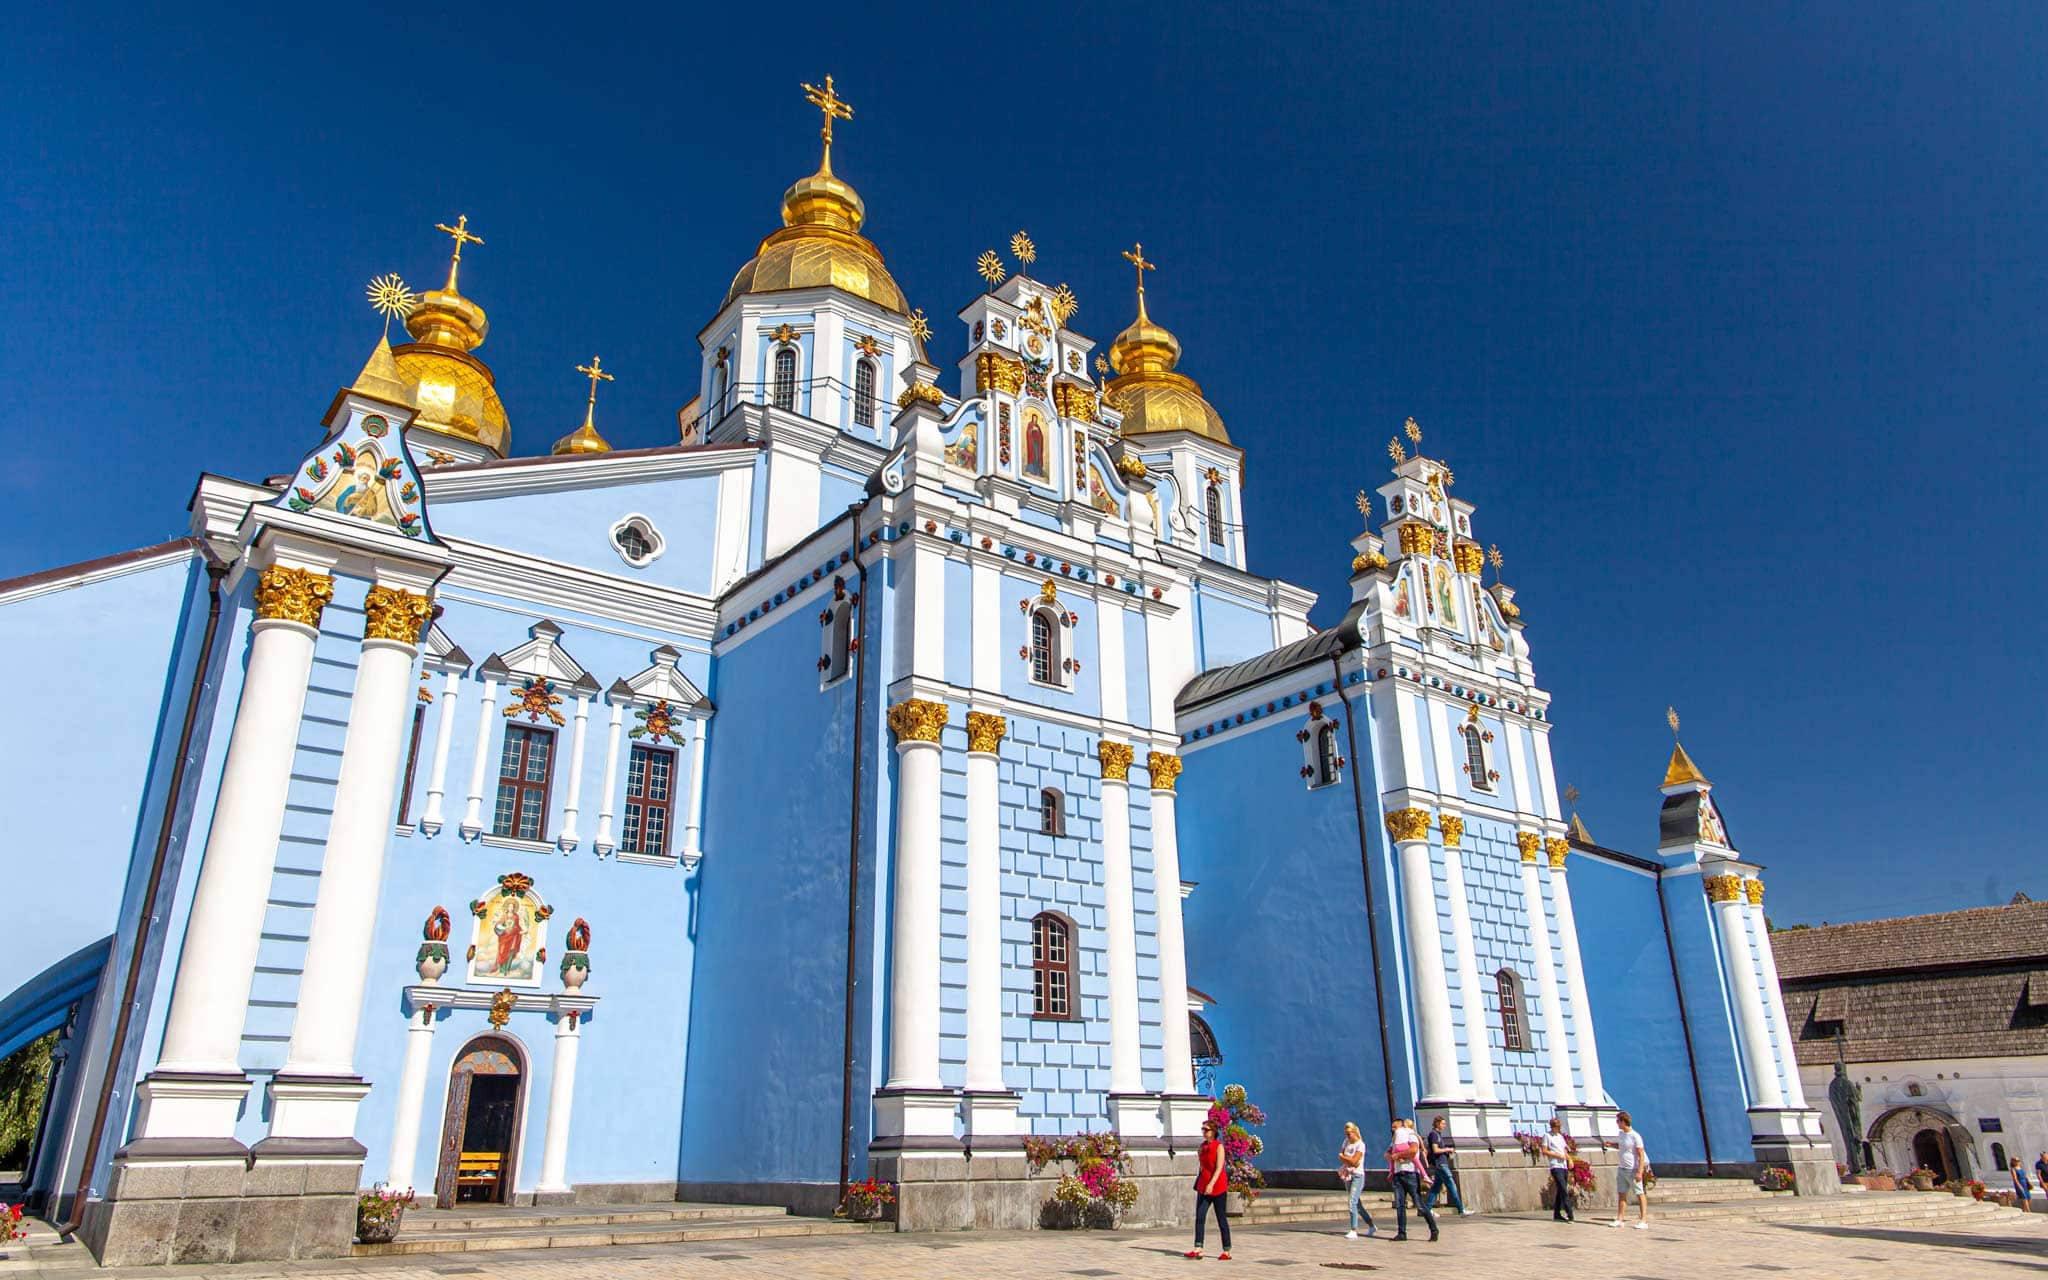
[{"xmin": 1186, "ymin": 1120, "xmax": 1232, "ymax": 1260}]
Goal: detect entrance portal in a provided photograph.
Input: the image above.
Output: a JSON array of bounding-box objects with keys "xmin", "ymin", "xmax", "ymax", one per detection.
[
  {"xmin": 1912, "ymin": 1128, "xmax": 1954, "ymax": 1183},
  {"xmin": 433, "ymin": 1036, "xmax": 526, "ymax": 1208}
]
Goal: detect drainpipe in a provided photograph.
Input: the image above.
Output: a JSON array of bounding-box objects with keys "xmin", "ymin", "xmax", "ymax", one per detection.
[
  {"xmin": 1655, "ymin": 867, "xmax": 1715, "ymax": 1174},
  {"xmin": 837, "ymin": 504, "xmax": 871, "ymax": 1202},
  {"xmin": 1331, "ymin": 654, "xmax": 1397, "ymax": 1123},
  {"xmin": 59, "ymin": 551, "xmax": 228, "ymax": 1235}
]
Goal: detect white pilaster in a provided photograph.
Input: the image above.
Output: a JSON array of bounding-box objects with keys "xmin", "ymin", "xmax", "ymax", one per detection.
[
  {"xmin": 419, "ymin": 667, "xmax": 462, "ymax": 836},
  {"xmin": 883, "ymin": 701, "xmax": 944, "ymax": 1091},
  {"xmin": 1516, "ymin": 836, "xmax": 1577, "ymax": 1107},
  {"xmin": 1389, "ymin": 810, "xmax": 1459, "ymax": 1103},
  {"xmin": 385, "ymin": 1003, "xmax": 439, "ymax": 1192},
  {"xmin": 458, "ymin": 675, "xmax": 500, "ymax": 841},
  {"xmin": 536, "ymin": 1013, "xmax": 583, "ymax": 1194},
  {"xmin": 556, "ymin": 692, "xmax": 591, "ymax": 851},
  {"xmin": 1149, "ymin": 756, "xmax": 1195, "ymax": 1096},
  {"xmin": 1749, "ymin": 887, "xmax": 1808, "ymax": 1108},
  {"xmin": 594, "ymin": 699, "xmax": 624, "ymax": 855},
  {"xmin": 963, "ymin": 724, "xmax": 1005, "ymax": 1094},
  {"xmin": 1100, "ymin": 763, "xmax": 1142, "ymax": 1096},
  {"xmin": 1438, "ymin": 819, "xmax": 1495, "ymax": 1104},
  {"xmin": 1712, "ymin": 879, "xmax": 1785, "ymax": 1107},
  {"xmin": 679, "ymin": 718, "xmax": 709, "ymax": 869},
  {"xmin": 1546, "ymin": 843, "xmax": 1606, "ymax": 1107}
]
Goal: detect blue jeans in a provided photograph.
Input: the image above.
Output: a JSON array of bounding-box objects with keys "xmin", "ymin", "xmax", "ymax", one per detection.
[
  {"xmin": 1194, "ymin": 1192, "xmax": 1231, "ymax": 1249},
  {"xmin": 1550, "ymin": 1166, "xmax": 1575, "ymax": 1219},
  {"xmin": 1347, "ymin": 1176, "xmax": 1374, "ymax": 1232},
  {"xmin": 1391, "ymin": 1171, "xmax": 1437, "ymax": 1237},
  {"xmin": 1424, "ymin": 1156, "xmax": 1465, "ymax": 1212}
]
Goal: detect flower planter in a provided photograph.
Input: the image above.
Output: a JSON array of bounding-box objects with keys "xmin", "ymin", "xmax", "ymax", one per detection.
[
  {"xmin": 1855, "ymin": 1174, "xmax": 1897, "ymax": 1192},
  {"xmin": 843, "ymin": 1200, "xmax": 883, "ymax": 1223},
  {"xmin": 355, "ymin": 1211, "xmax": 402, "ymax": 1244}
]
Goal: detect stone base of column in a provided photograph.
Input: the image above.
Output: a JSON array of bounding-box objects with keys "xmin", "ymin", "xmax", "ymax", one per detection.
[
  {"xmin": 1750, "ymin": 1107, "xmax": 1840, "ymax": 1195},
  {"xmin": 1417, "ymin": 1100, "xmax": 1517, "ymax": 1150},
  {"xmin": 1555, "ymin": 1103, "xmax": 1620, "ymax": 1146},
  {"xmin": 960, "ymin": 1089, "xmax": 1024, "ymax": 1148},
  {"xmin": 130, "ymin": 1071, "xmax": 255, "ymax": 1143},
  {"xmin": 870, "ymin": 1087, "xmax": 961, "ymax": 1151},
  {"xmin": 82, "ymin": 1139, "xmax": 363, "ymax": 1266},
  {"xmin": 266, "ymin": 1074, "xmax": 371, "ymax": 1142},
  {"xmin": 1108, "ymin": 1092, "xmax": 1164, "ymax": 1147},
  {"xmin": 1158, "ymin": 1093, "xmax": 1216, "ymax": 1156}
]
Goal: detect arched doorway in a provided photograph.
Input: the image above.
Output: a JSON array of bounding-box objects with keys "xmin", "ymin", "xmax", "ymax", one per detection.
[
  {"xmin": 1912, "ymin": 1129, "xmax": 1952, "ymax": 1182},
  {"xmin": 433, "ymin": 1036, "xmax": 526, "ymax": 1208},
  {"xmin": 1189, "ymin": 1012, "xmax": 1222, "ymax": 1098}
]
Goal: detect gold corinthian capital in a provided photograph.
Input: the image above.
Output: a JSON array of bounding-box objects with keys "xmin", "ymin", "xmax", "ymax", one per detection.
[
  {"xmin": 1147, "ymin": 751, "xmax": 1183, "ymax": 792},
  {"xmin": 1384, "ymin": 808, "xmax": 1432, "ymax": 843},
  {"xmin": 1437, "ymin": 815, "xmax": 1466, "ymax": 848},
  {"xmin": 1703, "ymin": 874, "xmax": 1744, "ymax": 904},
  {"xmin": 886, "ymin": 697, "xmax": 949, "ymax": 744},
  {"xmin": 363, "ymin": 585, "xmax": 433, "ymax": 645},
  {"xmin": 1516, "ymin": 831, "xmax": 1542, "ymax": 862},
  {"xmin": 254, "ymin": 565, "xmax": 335, "ymax": 627},
  {"xmin": 965, "ymin": 711, "xmax": 1007, "ymax": 754},
  {"xmin": 1743, "ymin": 878, "xmax": 1765, "ymax": 906},
  {"xmin": 1545, "ymin": 837, "xmax": 1570, "ymax": 869},
  {"xmin": 1097, "ymin": 741, "xmax": 1135, "ymax": 781}
]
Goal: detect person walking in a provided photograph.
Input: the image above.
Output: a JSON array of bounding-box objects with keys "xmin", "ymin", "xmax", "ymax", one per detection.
[
  {"xmin": 1186, "ymin": 1119, "xmax": 1232, "ymax": 1260},
  {"xmin": 1422, "ymin": 1116, "xmax": 1469, "ymax": 1216},
  {"xmin": 1339, "ymin": 1121, "xmax": 1375, "ymax": 1239},
  {"xmin": 2013, "ymin": 1157, "xmax": 2035, "ymax": 1212},
  {"xmin": 2035, "ymin": 1152, "xmax": 2048, "ymax": 1199},
  {"xmin": 1606, "ymin": 1110, "xmax": 1651, "ymax": 1229},
  {"xmin": 1543, "ymin": 1116, "xmax": 1575, "ymax": 1222},
  {"xmin": 1386, "ymin": 1117, "xmax": 1440, "ymax": 1242}
]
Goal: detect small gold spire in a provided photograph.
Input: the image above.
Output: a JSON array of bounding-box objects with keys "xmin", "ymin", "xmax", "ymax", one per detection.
[
  {"xmin": 351, "ymin": 335, "xmax": 411, "ymax": 404},
  {"xmin": 1663, "ymin": 742, "xmax": 1708, "ymax": 788},
  {"xmin": 552, "ymin": 355, "xmax": 616, "ymax": 456},
  {"xmin": 434, "ymin": 214, "xmax": 484, "ymax": 294},
  {"xmin": 801, "ymin": 75, "xmax": 854, "ymax": 175}
]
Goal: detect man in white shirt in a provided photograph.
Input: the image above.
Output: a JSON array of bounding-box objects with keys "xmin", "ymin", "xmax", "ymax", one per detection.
[
  {"xmin": 1608, "ymin": 1110, "xmax": 1651, "ymax": 1229},
  {"xmin": 1542, "ymin": 1116, "xmax": 1574, "ymax": 1222}
]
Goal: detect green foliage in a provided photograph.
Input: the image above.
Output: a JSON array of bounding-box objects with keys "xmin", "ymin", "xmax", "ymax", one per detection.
[{"xmin": 0, "ymin": 1032, "xmax": 55, "ymax": 1167}]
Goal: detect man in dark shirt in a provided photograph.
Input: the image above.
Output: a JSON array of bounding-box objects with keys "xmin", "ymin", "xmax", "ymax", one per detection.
[{"xmin": 1423, "ymin": 1116, "xmax": 1469, "ymax": 1215}]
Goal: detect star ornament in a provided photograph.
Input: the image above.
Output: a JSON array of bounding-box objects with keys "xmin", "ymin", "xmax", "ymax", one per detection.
[
  {"xmin": 1388, "ymin": 439, "xmax": 1407, "ymax": 464},
  {"xmin": 1050, "ymin": 283, "xmax": 1078, "ymax": 326},
  {"xmin": 367, "ymin": 273, "xmax": 417, "ymax": 335},
  {"xmin": 976, "ymin": 249, "xmax": 1005, "ymax": 286},
  {"xmin": 1010, "ymin": 230, "xmax": 1037, "ymax": 266},
  {"xmin": 909, "ymin": 308, "xmax": 932, "ymax": 343}
]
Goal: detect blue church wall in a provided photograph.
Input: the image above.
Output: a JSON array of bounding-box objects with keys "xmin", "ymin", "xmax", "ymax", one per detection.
[
  {"xmin": 428, "ymin": 475, "xmax": 723, "ymax": 596},
  {"xmin": 681, "ymin": 575, "xmax": 865, "ymax": 1186},
  {"xmin": 942, "ymin": 559, "xmax": 973, "ymax": 687},
  {"xmin": 998, "ymin": 569, "xmax": 1101, "ymax": 715},
  {"xmin": 1121, "ymin": 610, "xmax": 1150, "ymax": 732},
  {"xmin": 1441, "ymin": 815, "xmax": 1564, "ymax": 1128},
  {"xmin": 1189, "ymin": 584, "xmax": 1268, "ymax": 673},
  {"xmin": 1176, "ymin": 713, "xmax": 1401, "ymax": 1174},
  {"xmin": 818, "ymin": 467, "xmax": 865, "ymax": 528}
]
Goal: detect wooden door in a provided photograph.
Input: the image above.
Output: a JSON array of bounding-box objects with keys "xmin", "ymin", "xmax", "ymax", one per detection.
[{"xmin": 432, "ymin": 1038, "xmax": 524, "ymax": 1209}]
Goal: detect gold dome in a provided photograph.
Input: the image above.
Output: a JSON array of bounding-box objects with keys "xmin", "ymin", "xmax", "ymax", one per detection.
[
  {"xmin": 1105, "ymin": 293, "xmax": 1229, "ymax": 444},
  {"xmin": 723, "ymin": 163, "xmax": 906, "ymax": 315},
  {"xmin": 391, "ymin": 286, "xmax": 510, "ymax": 456},
  {"xmin": 551, "ymin": 416, "xmax": 612, "ymax": 456}
]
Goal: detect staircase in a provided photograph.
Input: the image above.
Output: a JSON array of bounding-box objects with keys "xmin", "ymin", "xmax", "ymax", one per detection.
[{"xmin": 352, "ymin": 1200, "xmax": 892, "ymax": 1256}]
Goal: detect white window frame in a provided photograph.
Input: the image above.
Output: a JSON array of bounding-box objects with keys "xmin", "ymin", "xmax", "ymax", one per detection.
[{"xmin": 608, "ymin": 513, "xmax": 666, "ymax": 569}]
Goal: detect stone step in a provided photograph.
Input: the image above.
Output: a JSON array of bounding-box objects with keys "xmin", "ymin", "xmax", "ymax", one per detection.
[
  {"xmin": 403, "ymin": 1200, "xmax": 792, "ymax": 1233},
  {"xmin": 352, "ymin": 1212, "xmax": 890, "ymax": 1256}
]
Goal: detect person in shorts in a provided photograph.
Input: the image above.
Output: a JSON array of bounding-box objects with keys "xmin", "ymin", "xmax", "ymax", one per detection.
[{"xmin": 1608, "ymin": 1110, "xmax": 1651, "ymax": 1229}]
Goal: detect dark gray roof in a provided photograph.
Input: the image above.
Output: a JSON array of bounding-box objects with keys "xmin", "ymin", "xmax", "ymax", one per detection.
[{"xmin": 1175, "ymin": 626, "xmax": 1352, "ymax": 711}]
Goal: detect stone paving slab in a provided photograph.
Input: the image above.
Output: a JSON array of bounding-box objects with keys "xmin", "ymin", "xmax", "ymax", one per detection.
[{"xmin": 3, "ymin": 1204, "xmax": 2045, "ymax": 1279}]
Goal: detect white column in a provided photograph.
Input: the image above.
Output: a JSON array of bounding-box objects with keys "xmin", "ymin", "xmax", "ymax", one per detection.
[
  {"xmin": 1439, "ymin": 817, "xmax": 1495, "ymax": 1103},
  {"xmin": 275, "ymin": 593, "xmax": 428, "ymax": 1096},
  {"xmin": 593, "ymin": 700, "xmax": 624, "ymax": 855},
  {"xmin": 536, "ymin": 1012, "xmax": 583, "ymax": 1194},
  {"xmin": 883, "ymin": 699, "xmax": 945, "ymax": 1090},
  {"xmin": 385, "ymin": 1003, "xmax": 440, "ymax": 1191},
  {"xmin": 679, "ymin": 717, "xmax": 709, "ymax": 867},
  {"xmin": 1748, "ymin": 882, "xmax": 1808, "ymax": 1108},
  {"xmin": 1099, "ymin": 745, "xmax": 1142, "ymax": 1097},
  {"xmin": 556, "ymin": 691, "xmax": 591, "ymax": 851},
  {"xmin": 1710, "ymin": 876, "xmax": 1785, "ymax": 1107},
  {"xmin": 1516, "ymin": 834, "xmax": 1577, "ymax": 1106},
  {"xmin": 1546, "ymin": 839, "xmax": 1606, "ymax": 1107},
  {"xmin": 963, "ymin": 716, "xmax": 1005, "ymax": 1093},
  {"xmin": 1389, "ymin": 809, "xmax": 1459, "ymax": 1102},
  {"xmin": 419, "ymin": 667, "xmax": 462, "ymax": 836},
  {"xmin": 152, "ymin": 573, "xmax": 330, "ymax": 1084},
  {"xmin": 1148, "ymin": 754, "xmax": 1194, "ymax": 1095},
  {"xmin": 458, "ymin": 675, "xmax": 500, "ymax": 840}
]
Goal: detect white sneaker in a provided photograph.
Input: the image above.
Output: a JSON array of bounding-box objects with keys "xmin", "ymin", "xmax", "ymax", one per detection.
[
  {"xmin": 1345, "ymin": 1231, "xmax": 1357, "ymax": 1240},
  {"xmin": 1633, "ymin": 1221, "xmax": 1649, "ymax": 1230},
  {"xmin": 1459, "ymin": 1209, "xmax": 1474, "ymax": 1216},
  {"xmin": 1606, "ymin": 1220, "xmax": 1622, "ymax": 1228}
]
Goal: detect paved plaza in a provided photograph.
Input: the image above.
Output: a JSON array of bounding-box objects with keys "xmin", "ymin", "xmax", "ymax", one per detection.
[{"xmin": 8, "ymin": 1208, "xmax": 2048, "ymax": 1280}]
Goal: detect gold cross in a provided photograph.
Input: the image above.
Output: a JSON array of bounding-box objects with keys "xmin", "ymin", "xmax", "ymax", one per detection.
[
  {"xmin": 578, "ymin": 356, "xmax": 613, "ymax": 408},
  {"xmin": 435, "ymin": 215, "xmax": 484, "ymax": 292},
  {"xmin": 1122, "ymin": 243, "xmax": 1155, "ymax": 297},
  {"xmin": 802, "ymin": 75, "xmax": 854, "ymax": 171}
]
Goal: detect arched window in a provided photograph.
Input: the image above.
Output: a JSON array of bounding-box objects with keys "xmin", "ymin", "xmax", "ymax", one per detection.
[
  {"xmin": 853, "ymin": 357, "xmax": 877, "ymax": 428},
  {"xmin": 1495, "ymin": 968, "xmax": 1528, "ymax": 1052},
  {"xmin": 819, "ymin": 599, "xmax": 852, "ymax": 685},
  {"xmin": 1031, "ymin": 912, "xmax": 1074, "ymax": 1018},
  {"xmin": 1039, "ymin": 786, "xmax": 1066, "ymax": 836},
  {"xmin": 710, "ymin": 360, "xmax": 729, "ymax": 418},
  {"xmin": 1464, "ymin": 725, "xmax": 1492, "ymax": 792},
  {"xmin": 609, "ymin": 514, "xmax": 664, "ymax": 568},
  {"xmin": 1206, "ymin": 482, "xmax": 1225, "ymax": 543},
  {"xmin": 1189, "ymin": 1011, "xmax": 1224, "ymax": 1098},
  {"xmin": 1314, "ymin": 724, "xmax": 1342, "ymax": 787},
  {"xmin": 1029, "ymin": 606, "xmax": 1063, "ymax": 686},
  {"xmin": 772, "ymin": 345, "xmax": 797, "ymax": 411}
]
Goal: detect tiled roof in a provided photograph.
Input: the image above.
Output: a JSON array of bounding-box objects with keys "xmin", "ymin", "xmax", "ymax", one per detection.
[{"xmin": 1773, "ymin": 900, "xmax": 2048, "ymax": 1065}]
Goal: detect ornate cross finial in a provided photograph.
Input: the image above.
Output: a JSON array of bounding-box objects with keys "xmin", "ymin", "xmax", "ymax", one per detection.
[
  {"xmin": 1388, "ymin": 438, "xmax": 1407, "ymax": 465},
  {"xmin": 801, "ymin": 75, "xmax": 854, "ymax": 173},
  {"xmin": 435, "ymin": 214, "xmax": 484, "ymax": 293},
  {"xmin": 1564, "ymin": 783, "xmax": 1581, "ymax": 810},
  {"xmin": 976, "ymin": 248, "xmax": 1005, "ymax": 287},
  {"xmin": 367, "ymin": 274, "xmax": 417, "ymax": 340},
  {"xmin": 578, "ymin": 356, "xmax": 613, "ymax": 408},
  {"xmin": 1667, "ymin": 706, "xmax": 1682, "ymax": 736},
  {"xmin": 1487, "ymin": 543, "xmax": 1504, "ymax": 584},
  {"xmin": 1050, "ymin": 283, "xmax": 1078, "ymax": 327},
  {"xmin": 1355, "ymin": 489, "xmax": 1374, "ymax": 520},
  {"xmin": 1404, "ymin": 416, "xmax": 1423, "ymax": 448},
  {"xmin": 909, "ymin": 308, "xmax": 931, "ymax": 344},
  {"xmin": 1122, "ymin": 242, "xmax": 1155, "ymax": 300},
  {"xmin": 1010, "ymin": 230, "xmax": 1037, "ymax": 267}
]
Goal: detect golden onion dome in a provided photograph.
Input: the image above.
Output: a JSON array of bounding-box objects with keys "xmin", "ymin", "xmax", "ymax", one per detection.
[
  {"xmin": 550, "ymin": 412, "xmax": 612, "ymax": 456},
  {"xmin": 1104, "ymin": 292, "xmax": 1229, "ymax": 444},
  {"xmin": 723, "ymin": 161, "xmax": 907, "ymax": 315},
  {"xmin": 391, "ymin": 285, "xmax": 510, "ymax": 456}
]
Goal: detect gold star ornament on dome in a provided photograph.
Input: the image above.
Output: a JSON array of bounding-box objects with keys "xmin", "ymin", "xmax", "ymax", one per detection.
[
  {"xmin": 1405, "ymin": 416, "xmax": 1423, "ymax": 448},
  {"xmin": 1355, "ymin": 490, "xmax": 1374, "ymax": 518},
  {"xmin": 367, "ymin": 274, "xmax": 417, "ymax": 337},
  {"xmin": 1388, "ymin": 438, "xmax": 1407, "ymax": 465},
  {"xmin": 976, "ymin": 249, "xmax": 1005, "ymax": 287},
  {"xmin": 1488, "ymin": 543, "xmax": 1504, "ymax": 582},
  {"xmin": 1667, "ymin": 706, "xmax": 1682, "ymax": 736},
  {"xmin": 1010, "ymin": 230, "xmax": 1036, "ymax": 267},
  {"xmin": 909, "ymin": 308, "xmax": 931, "ymax": 344}
]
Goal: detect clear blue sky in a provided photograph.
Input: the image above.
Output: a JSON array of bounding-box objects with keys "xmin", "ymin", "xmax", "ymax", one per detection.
[{"xmin": 5, "ymin": 4, "xmax": 2041, "ymax": 923}]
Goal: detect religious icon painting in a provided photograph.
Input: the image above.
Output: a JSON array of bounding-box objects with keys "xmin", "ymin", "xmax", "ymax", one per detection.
[
  {"xmin": 466, "ymin": 873, "xmax": 554, "ymax": 987},
  {"xmin": 1433, "ymin": 563, "xmax": 1457, "ymax": 626},
  {"xmin": 1393, "ymin": 574, "xmax": 1412, "ymax": 619},
  {"xmin": 278, "ymin": 402, "xmax": 434, "ymax": 540}
]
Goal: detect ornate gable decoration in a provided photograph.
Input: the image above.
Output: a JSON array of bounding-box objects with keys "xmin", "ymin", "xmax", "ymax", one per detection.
[
  {"xmin": 466, "ymin": 872, "xmax": 554, "ymax": 988},
  {"xmin": 1696, "ymin": 792, "xmax": 1732, "ymax": 849},
  {"xmin": 276, "ymin": 405, "xmax": 435, "ymax": 541},
  {"xmin": 421, "ymin": 622, "xmax": 473, "ymax": 675},
  {"xmin": 479, "ymin": 620, "xmax": 599, "ymax": 701},
  {"xmin": 608, "ymin": 645, "xmax": 711, "ymax": 713}
]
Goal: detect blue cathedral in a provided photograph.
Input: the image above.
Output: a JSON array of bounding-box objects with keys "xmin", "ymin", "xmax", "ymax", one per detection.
[{"xmin": 1, "ymin": 79, "xmax": 1833, "ymax": 1263}]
